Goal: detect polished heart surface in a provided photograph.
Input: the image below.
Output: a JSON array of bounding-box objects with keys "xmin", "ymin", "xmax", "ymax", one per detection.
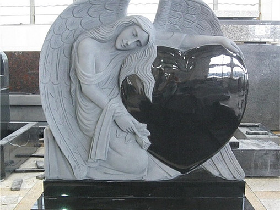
[{"xmin": 121, "ymin": 45, "xmax": 248, "ymax": 173}]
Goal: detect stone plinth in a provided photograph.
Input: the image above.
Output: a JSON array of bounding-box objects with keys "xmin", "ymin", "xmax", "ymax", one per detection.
[
  {"xmin": 32, "ymin": 170, "xmax": 245, "ymax": 210},
  {"xmin": 235, "ymin": 123, "xmax": 280, "ymax": 145},
  {"xmin": 0, "ymin": 122, "xmax": 40, "ymax": 179},
  {"xmin": 9, "ymin": 94, "xmax": 46, "ymax": 122},
  {"xmin": 233, "ymin": 140, "xmax": 280, "ymax": 177}
]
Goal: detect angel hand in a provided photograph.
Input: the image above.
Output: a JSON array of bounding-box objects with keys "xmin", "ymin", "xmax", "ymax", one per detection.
[
  {"xmin": 114, "ymin": 115, "xmax": 137, "ymax": 133},
  {"xmin": 219, "ymin": 37, "xmax": 244, "ymax": 58}
]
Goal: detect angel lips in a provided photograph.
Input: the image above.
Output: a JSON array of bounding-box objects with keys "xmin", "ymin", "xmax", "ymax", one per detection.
[{"xmin": 121, "ymin": 45, "xmax": 248, "ymax": 173}]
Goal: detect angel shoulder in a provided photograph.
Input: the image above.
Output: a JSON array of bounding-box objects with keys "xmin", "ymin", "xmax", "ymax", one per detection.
[
  {"xmin": 77, "ymin": 37, "xmax": 99, "ymax": 74},
  {"xmin": 78, "ymin": 38, "xmax": 98, "ymax": 58}
]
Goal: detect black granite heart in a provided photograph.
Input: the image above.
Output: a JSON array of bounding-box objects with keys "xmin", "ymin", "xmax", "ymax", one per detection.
[{"xmin": 121, "ymin": 45, "xmax": 248, "ymax": 173}]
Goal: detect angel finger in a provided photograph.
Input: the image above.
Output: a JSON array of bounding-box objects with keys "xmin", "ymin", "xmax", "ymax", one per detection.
[{"xmin": 126, "ymin": 127, "xmax": 133, "ymax": 133}]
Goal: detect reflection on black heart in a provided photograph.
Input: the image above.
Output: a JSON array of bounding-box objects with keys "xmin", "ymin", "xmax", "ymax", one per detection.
[{"xmin": 121, "ymin": 45, "xmax": 248, "ymax": 173}]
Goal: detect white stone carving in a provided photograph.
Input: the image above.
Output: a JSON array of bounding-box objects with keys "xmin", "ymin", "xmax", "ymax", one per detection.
[{"xmin": 40, "ymin": 0, "xmax": 244, "ymax": 181}]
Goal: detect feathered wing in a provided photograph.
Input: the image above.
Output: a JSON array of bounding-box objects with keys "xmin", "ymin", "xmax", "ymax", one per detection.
[
  {"xmin": 153, "ymin": 0, "xmax": 245, "ymax": 180},
  {"xmin": 39, "ymin": 0, "xmax": 130, "ymax": 179},
  {"xmin": 201, "ymin": 141, "xmax": 245, "ymax": 180},
  {"xmin": 154, "ymin": 0, "xmax": 222, "ymax": 36}
]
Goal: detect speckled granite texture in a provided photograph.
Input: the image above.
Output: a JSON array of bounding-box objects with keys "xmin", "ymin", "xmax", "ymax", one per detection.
[
  {"xmin": 220, "ymin": 20, "xmax": 280, "ymax": 43},
  {"xmin": 5, "ymin": 51, "xmax": 40, "ymax": 94},
  {"xmin": 239, "ymin": 44, "xmax": 280, "ymax": 130}
]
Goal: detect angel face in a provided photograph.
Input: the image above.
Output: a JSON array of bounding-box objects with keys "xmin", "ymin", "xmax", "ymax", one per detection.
[{"xmin": 115, "ymin": 25, "xmax": 149, "ymax": 51}]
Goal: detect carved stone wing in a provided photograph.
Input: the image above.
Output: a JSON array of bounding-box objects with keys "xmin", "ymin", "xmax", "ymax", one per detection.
[
  {"xmin": 39, "ymin": 0, "xmax": 130, "ymax": 179},
  {"xmin": 154, "ymin": 0, "xmax": 223, "ymax": 36}
]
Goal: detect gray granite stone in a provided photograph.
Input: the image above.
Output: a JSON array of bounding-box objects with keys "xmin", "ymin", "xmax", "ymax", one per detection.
[
  {"xmin": 0, "ymin": 122, "xmax": 40, "ymax": 179},
  {"xmin": 234, "ymin": 124, "xmax": 280, "ymax": 145},
  {"xmin": 36, "ymin": 173, "xmax": 45, "ymax": 180},
  {"xmin": 9, "ymin": 95, "xmax": 46, "ymax": 122},
  {"xmin": 237, "ymin": 44, "xmax": 280, "ymax": 130},
  {"xmin": 36, "ymin": 161, "xmax": 44, "ymax": 169},
  {"xmin": 232, "ymin": 140, "xmax": 280, "ymax": 177},
  {"xmin": 1, "ymin": 52, "xmax": 10, "ymax": 140},
  {"xmin": 220, "ymin": 20, "xmax": 280, "ymax": 43},
  {"xmin": 11, "ymin": 179, "xmax": 23, "ymax": 191}
]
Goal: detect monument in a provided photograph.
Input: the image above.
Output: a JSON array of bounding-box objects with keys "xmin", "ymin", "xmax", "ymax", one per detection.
[
  {"xmin": 1, "ymin": 51, "xmax": 10, "ymax": 140},
  {"xmin": 37, "ymin": 0, "xmax": 248, "ymax": 209},
  {"xmin": 1, "ymin": 51, "xmax": 10, "ymax": 179},
  {"xmin": 1, "ymin": 52, "xmax": 40, "ymax": 180}
]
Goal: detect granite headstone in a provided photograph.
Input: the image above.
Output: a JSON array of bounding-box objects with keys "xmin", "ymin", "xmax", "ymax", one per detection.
[{"xmin": 38, "ymin": 0, "xmax": 247, "ymax": 209}]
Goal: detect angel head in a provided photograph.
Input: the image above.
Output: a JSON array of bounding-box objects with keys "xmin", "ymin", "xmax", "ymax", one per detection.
[
  {"xmin": 85, "ymin": 15, "xmax": 156, "ymax": 101},
  {"xmin": 87, "ymin": 15, "xmax": 155, "ymax": 49},
  {"xmin": 116, "ymin": 16, "xmax": 157, "ymax": 102},
  {"xmin": 114, "ymin": 16, "xmax": 154, "ymax": 51},
  {"xmin": 115, "ymin": 25, "xmax": 149, "ymax": 51}
]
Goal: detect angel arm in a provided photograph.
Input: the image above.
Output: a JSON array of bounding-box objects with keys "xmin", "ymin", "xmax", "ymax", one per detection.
[
  {"xmin": 155, "ymin": 31, "xmax": 241, "ymax": 55},
  {"xmin": 77, "ymin": 38, "xmax": 141, "ymax": 134}
]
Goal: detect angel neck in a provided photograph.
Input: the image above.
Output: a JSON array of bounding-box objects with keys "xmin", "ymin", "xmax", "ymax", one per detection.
[{"xmin": 95, "ymin": 39, "xmax": 118, "ymax": 54}]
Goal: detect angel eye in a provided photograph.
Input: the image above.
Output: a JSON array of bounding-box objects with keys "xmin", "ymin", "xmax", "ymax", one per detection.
[
  {"xmin": 132, "ymin": 28, "xmax": 138, "ymax": 37},
  {"xmin": 136, "ymin": 40, "xmax": 142, "ymax": 47}
]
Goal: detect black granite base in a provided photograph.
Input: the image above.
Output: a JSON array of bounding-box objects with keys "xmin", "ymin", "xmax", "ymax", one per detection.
[{"xmin": 32, "ymin": 171, "xmax": 245, "ymax": 210}]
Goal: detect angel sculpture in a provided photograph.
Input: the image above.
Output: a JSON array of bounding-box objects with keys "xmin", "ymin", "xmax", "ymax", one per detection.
[{"xmin": 40, "ymin": 0, "xmax": 245, "ymax": 180}]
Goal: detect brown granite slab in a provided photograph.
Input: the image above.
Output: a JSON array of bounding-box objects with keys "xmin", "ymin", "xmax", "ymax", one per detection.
[{"xmin": 5, "ymin": 51, "xmax": 40, "ymax": 94}]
